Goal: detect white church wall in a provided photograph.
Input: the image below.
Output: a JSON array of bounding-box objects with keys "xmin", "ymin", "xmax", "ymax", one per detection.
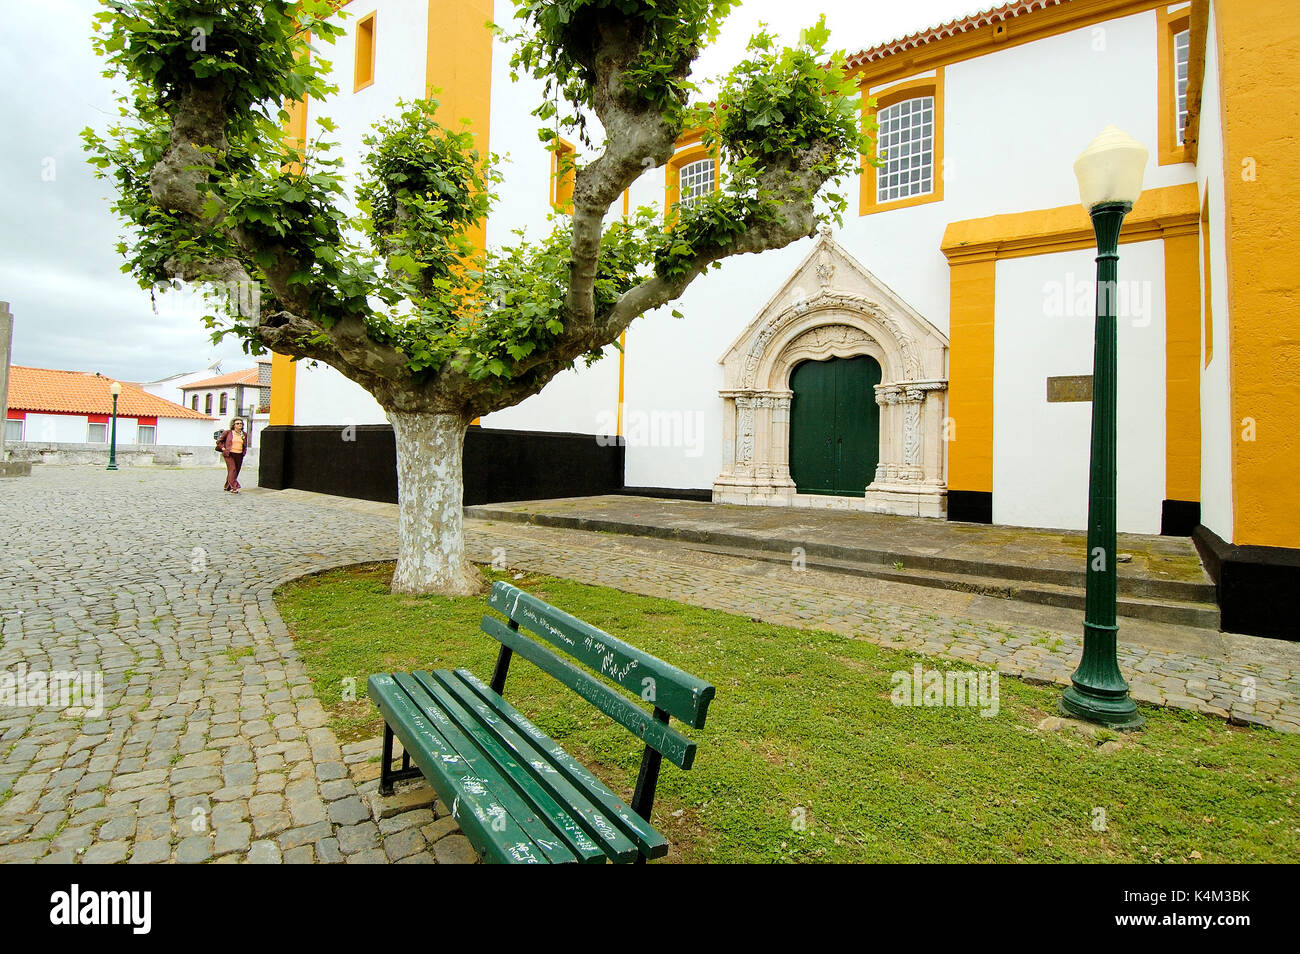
[
  {"xmin": 294, "ymin": 362, "xmax": 388, "ymax": 427},
  {"xmin": 623, "ymin": 239, "xmax": 812, "ymax": 490},
  {"xmin": 624, "ymin": 7, "xmax": 1196, "ymax": 491},
  {"xmin": 306, "ymin": 0, "xmax": 430, "ymax": 214},
  {"xmin": 479, "ymin": 4, "xmax": 622, "ymax": 436},
  {"xmin": 293, "ymin": 2, "xmax": 1201, "ymax": 521},
  {"xmin": 992, "ymin": 240, "xmax": 1167, "ymax": 534}
]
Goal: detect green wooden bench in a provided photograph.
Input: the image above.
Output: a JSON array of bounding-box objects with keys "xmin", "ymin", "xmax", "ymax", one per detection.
[{"xmin": 366, "ymin": 581, "xmax": 716, "ymax": 864}]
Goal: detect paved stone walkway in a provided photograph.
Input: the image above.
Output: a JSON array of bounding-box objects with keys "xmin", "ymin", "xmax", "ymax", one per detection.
[
  {"xmin": 467, "ymin": 493, "xmax": 1212, "ymax": 591},
  {"xmin": 0, "ymin": 466, "xmax": 459, "ymax": 864},
  {"xmin": 3, "ymin": 467, "xmax": 1297, "ymax": 867}
]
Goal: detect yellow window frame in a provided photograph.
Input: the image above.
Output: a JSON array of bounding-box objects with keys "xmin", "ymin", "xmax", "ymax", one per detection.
[
  {"xmin": 354, "ymin": 11, "xmax": 376, "ymax": 93},
  {"xmin": 860, "ymin": 69, "xmax": 944, "ymax": 216},
  {"xmin": 1157, "ymin": 5, "xmax": 1192, "ymax": 165}
]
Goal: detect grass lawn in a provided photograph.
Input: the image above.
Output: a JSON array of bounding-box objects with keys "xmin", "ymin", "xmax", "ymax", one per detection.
[{"xmin": 275, "ymin": 562, "xmax": 1300, "ymax": 863}]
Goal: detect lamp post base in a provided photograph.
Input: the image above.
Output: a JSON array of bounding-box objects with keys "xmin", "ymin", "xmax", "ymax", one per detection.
[{"xmin": 1059, "ymin": 685, "xmax": 1144, "ymax": 731}]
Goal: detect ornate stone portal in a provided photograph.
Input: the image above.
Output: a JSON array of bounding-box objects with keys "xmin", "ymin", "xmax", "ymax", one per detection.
[{"xmin": 714, "ymin": 227, "xmax": 950, "ymax": 517}]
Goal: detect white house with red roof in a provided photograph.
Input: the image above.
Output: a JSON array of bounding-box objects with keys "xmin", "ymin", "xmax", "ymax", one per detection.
[
  {"xmin": 4, "ymin": 365, "xmax": 217, "ymax": 462},
  {"xmin": 140, "ymin": 359, "xmax": 227, "ymax": 405},
  {"xmin": 178, "ymin": 358, "xmax": 271, "ymax": 447}
]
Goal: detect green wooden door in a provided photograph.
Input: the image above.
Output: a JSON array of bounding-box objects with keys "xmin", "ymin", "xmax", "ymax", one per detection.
[{"xmin": 789, "ymin": 355, "xmax": 881, "ymax": 497}]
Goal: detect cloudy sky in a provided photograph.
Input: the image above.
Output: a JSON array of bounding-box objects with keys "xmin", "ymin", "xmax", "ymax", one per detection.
[{"xmin": 0, "ymin": 0, "xmax": 985, "ymax": 383}]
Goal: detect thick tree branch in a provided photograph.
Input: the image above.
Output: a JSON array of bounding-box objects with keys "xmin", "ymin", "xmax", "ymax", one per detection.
[
  {"xmin": 148, "ymin": 83, "xmax": 420, "ymax": 407},
  {"xmin": 564, "ymin": 19, "xmax": 687, "ymax": 331},
  {"xmin": 469, "ymin": 141, "xmax": 836, "ymax": 419}
]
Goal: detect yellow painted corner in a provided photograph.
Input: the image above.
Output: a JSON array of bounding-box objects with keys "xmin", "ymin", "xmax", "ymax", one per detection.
[{"xmin": 269, "ymin": 352, "xmax": 297, "ymax": 426}]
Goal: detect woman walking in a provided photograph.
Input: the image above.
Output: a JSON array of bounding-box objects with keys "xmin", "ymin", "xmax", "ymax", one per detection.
[{"xmin": 218, "ymin": 418, "xmax": 248, "ymax": 493}]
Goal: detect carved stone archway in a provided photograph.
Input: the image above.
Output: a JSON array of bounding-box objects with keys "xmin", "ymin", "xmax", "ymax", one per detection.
[{"xmin": 714, "ymin": 226, "xmax": 950, "ymax": 517}]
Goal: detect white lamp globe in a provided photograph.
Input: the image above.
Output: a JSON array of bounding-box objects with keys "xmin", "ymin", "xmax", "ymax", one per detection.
[
  {"xmin": 109, "ymin": 381, "xmax": 122, "ymax": 397},
  {"xmin": 1073, "ymin": 126, "xmax": 1149, "ymax": 211}
]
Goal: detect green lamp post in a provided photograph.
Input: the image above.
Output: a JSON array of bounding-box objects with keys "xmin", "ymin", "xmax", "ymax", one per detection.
[
  {"xmin": 107, "ymin": 380, "xmax": 121, "ymax": 471},
  {"xmin": 1059, "ymin": 126, "xmax": 1148, "ymax": 731}
]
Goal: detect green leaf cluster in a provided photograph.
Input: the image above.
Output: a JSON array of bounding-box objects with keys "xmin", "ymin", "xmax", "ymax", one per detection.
[
  {"xmin": 503, "ymin": 0, "xmax": 739, "ymax": 132},
  {"xmin": 83, "ymin": 0, "xmax": 874, "ymax": 398}
]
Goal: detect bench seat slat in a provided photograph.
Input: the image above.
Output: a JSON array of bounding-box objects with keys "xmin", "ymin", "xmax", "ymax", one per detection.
[
  {"xmin": 388, "ymin": 673, "xmax": 583, "ymax": 865},
  {"xmin": 455, "ymin": 668, "xmax": 670, "ymax": 860},
  {"xmin": 489, "ymin": 582, "xmax": 716, "ymax": 729},
  {"xmin": 428, "ymin": 669, "xmax": 641, "ymax": 863},
  {"xmin": 409, "ymin": 670, "xmax": 611, "ymax": 864},
  {"xmin": 366, "ymin": 674, "xmax": 559, "ymax": 865},
  {"xmin": 481, "ymin": 615, "xmax": 697, "ymax": 770}
]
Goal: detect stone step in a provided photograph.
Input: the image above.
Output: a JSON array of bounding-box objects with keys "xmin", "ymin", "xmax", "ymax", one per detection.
[
  {"xmin": 682, "ymin": 543, "xmax": 1221, "ymax": 630},
  {"xmin": 465, "ymin": 504, "xmax": 1217, "ymax": 604}
]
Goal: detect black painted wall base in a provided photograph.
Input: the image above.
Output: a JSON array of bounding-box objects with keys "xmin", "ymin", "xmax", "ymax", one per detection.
[
  {"xmin": 1160, "ymin": 499, "xmax": 1201, "ymax": 536},
  {"xmin": 947, "ymin": 489, "xmax": 992, "ymax": 524},
  {"xmin": 620, "ymin": 486, "xmax": 713, "ymax": 502},
  {"xmin": 1193, "ymin": 524, "xmax": 1300, "ymax": 641},
  {"xmin": 258, "ymin": 424, "xmax": 624, "ymax": 506}
]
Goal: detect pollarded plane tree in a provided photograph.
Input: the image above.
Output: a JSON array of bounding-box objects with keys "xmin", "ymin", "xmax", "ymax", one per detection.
[{"xmin": 86, "ymin": 0, "xmax": 875, "ymax": 594}]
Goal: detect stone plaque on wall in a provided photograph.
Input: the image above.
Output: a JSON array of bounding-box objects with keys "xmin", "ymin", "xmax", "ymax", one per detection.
[{"xmin": 1046, "ymin": 374, "xmax": 1093, "ymax": 403}]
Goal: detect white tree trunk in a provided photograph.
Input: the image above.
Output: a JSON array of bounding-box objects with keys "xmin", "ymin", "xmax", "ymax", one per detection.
[{"xmin": 388, "ymin": 410, "xmax": 484, "ymax": 596}]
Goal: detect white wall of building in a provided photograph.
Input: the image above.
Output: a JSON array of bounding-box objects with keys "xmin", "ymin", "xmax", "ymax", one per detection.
[
  {"xmin": 624, "ymin": 238, "xmax": 813, "ymax": 489},
  {"xmin": 1195, "ymin": 2, "xmax": 1233, "ymax": 543},
  {"xmin": 992, "ymin": 241, "xmax": 1167, "ymax": 533},
  {"xmin": 477, "ymin": 0, "xmax": 621, "ymax": 436},
  {"xmin": 15, "ymin": 413, "xmax": 215, "ymax": 447},
  {"xmin": 112, "ymin": 418, "xmax": 140, "ymax": 445},
  {"xmin": 142, "ymin": 365, "xmax": 223, "ymax": 405},
  {"xmin": 294, "ymin": 362, "xmax": 389, "ymax": 427},
  {"xmin": 483, "ymin": 353, "xmax": 621, "ymax": 435},
  {"xmin": 24, "ymin": 413, "xmax": 89, "ymax": 444},
  {"xmin": 307, "ymin": 0, "xmax": 430, "ymax": 218},
  {"xmin": 621, "ymin": 8, "xmax": 1198, "ymax": 490},
  {"xmin": 297, "ymin": 3, "xmax": 1203, "ymax": 516},
  {"xmin": 156, "ymin": 417, "xmax": 220, "ymax": 446}
]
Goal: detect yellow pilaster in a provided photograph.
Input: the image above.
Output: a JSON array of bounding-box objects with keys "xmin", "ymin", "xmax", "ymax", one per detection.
[
  {"xmin": 1216, "ymin": 0, "xmax": 1300, "ymax": 548},
  {"xmin": 426, "ymin": 0, "xmax": 493, "ymax": 254},
  {"xmin": 1164, "ymin": 228, "xmax": 1202, "ymax": 503},
  {"xmin": 945, "ymin": 259, "xmax": 996, "ymax": 494},
  {"xmin": 269, "ymin": 352, "xmax": 296, "ymax": 426}
]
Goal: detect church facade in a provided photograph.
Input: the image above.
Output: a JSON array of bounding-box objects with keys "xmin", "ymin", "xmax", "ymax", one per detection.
[{"xmin": 260, "ymin": 0, "xmax": 1300, "ymax": 637}]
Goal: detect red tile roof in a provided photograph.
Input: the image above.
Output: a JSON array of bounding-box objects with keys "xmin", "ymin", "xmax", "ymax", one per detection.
[
  {"xmin": 6, "ymin": 366, "xmax": 215, "ymax": 420},
  {"xmin": 180, "ymin": 367, "xmax": 261, "ymax": 390},
  {"xmin": 846, "ymin": 0, "xmax": 1069, "ymax": 69}
]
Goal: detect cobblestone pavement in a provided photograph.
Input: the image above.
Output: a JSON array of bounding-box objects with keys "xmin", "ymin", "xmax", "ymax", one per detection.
[
  {"xmin": 0, "ymin": 466, "xmax": 463, "ymax": 864},
  {"xmin": 2, "ymin": 468, "xmax": 1297, "ymax": 866}
]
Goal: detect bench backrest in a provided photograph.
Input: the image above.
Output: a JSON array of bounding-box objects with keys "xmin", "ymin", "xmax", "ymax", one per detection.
[{"xmin": 482, "ymin": 581, "xmax": 715, "ymax": 770}]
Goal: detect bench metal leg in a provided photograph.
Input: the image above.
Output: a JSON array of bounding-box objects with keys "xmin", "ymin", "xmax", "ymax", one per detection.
[
  {"xmin": 630, "ymin": 707, "xmax": 670, "ymax": 864},
  {"xmin": 379, "ymin": 723, "xmax": 425, "ymax": 797},
  {"xmin": 489, "ymin": 636, "xmax": 516, "ymax": 696},
  {"xmin": 380, "ymin": 723, "xmax": 396, "ymax": 797}
]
